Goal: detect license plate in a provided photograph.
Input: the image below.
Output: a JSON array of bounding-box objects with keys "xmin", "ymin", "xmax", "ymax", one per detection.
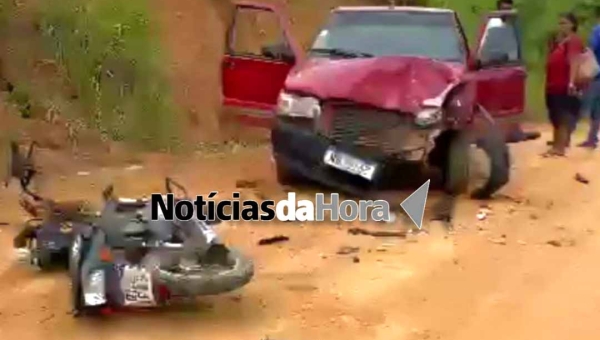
[
  {"xmin": 120, "ymin": 266, "xmax": 156, "ymax": 307},
  {"xmin": 323, "ymin": 147, "xmax": 377, "ymax": 180}
]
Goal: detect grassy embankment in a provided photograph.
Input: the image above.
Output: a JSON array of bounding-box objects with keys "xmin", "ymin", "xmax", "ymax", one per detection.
[{"xmin": 0, "ymin": 0, "xmax": 180, "ymax": 151}]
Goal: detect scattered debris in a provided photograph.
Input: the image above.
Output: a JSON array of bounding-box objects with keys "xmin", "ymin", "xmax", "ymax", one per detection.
[
  {"xmin": 477, "ymin": 205, "xmax": 492, "ymax": 220},
  {"xmin": 38, "ymin": 313, "xmax": 54, "ymax": 324},
  {"xmin": 547, "ymin": 240, "xmax": 562, "ymax": 247},
  {"xmin": 258, "ymin": 235, "xmax": 290, "ymax": 246},
  {"xmin": 236, "ymin": 179, "xmax": 259, "ymax": 189},
  {"xmin": 546, "ymin": 238, "xmax": 576, "ymax": 247},
  {"xmin": 336, "ymin": 246, "xmax": 360, "ymax": 255},
  {"xmin": 488, "ymin": 238, "xmax": 507, "ymax": 245},
  {"xmin": 497, "ymin": 194, "xmax": 524, "ymax": 204},
  {"xmin": 575, "ymin": 173, "xmax": 590, "ymax": 184},
  {"xmin": 375, "ymin": 243, "xmax": 396, "ymax": 252},
  {"xmin": 488, "ymin": 234, "xmax": 507, "ymax": 245},
  {"xmin": 125, "ymin": 165, "xmax": 143, "ymax": 171},
  {"xmin": 348, "ymin": 227, "xmax": 407, "ymax": 238},
  {"xmin": 476, "ymin": 210, "xmax": 488, "ymax": 221},
  {"xmin": 352, "ymin": 256, "xmax": 360, "ymax": 263},
  {"xmin": 285, "ymin": 284, "xmax": 318, "ymax": 292}
]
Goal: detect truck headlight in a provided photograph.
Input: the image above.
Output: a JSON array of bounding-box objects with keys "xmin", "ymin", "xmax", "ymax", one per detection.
[
  {"xmin": 276, "ymin": 92, "xmax": 321, "ymax": 118},
  {"xmin": 415, "ymin": 108, "xmax": 442, "ymax": 127},
  {"xmin": 84, "ymin": 269, "xmax": 107, "ymax": 306}
]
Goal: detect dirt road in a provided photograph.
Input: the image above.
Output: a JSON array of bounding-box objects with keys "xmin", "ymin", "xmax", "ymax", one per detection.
[{"xmin": 1, "ymin": 127, "xmax": 600, "ymax": 340}]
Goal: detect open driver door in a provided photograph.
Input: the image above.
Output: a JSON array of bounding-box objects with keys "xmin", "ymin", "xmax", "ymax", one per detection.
[
  {"xmin": 473, "ymin": 10, "xmax": 526, "ymax": 118},
  {"xmin": 471, "ymin": 10, "xmax": 535, "ymax": 142},
  {"xmin": 221, "ymin": 1, "xmax": 303, "ymax": 128}
]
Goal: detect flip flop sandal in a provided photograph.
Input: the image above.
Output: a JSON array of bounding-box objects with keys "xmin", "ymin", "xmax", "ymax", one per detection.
[{"xmin": 542, "ymin": 150, "xmax": 565, "ymax": 158}]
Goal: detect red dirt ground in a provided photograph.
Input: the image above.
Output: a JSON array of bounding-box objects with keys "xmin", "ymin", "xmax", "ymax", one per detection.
[
  {"xmin": 1, "ymin": 120, "xmax": 600, "ymax": 340},
  {"xmin": 1, "ymin": 1, "xmax": 600, "ymax": 339}
]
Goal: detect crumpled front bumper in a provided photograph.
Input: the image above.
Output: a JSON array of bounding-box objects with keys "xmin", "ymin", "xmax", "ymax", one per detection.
[{"xmin": 270, "ymin": 121, "xmax": 434, "ymax": 195}]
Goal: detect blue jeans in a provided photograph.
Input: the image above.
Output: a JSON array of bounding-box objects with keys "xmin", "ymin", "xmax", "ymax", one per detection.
[{"xmin": 581, "ymin": 78, "xmax": 600, "ymax": 144}]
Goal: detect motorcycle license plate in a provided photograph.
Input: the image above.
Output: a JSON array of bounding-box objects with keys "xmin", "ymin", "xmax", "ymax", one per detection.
[{"xmin": 120, "ymin": 265, "xmax": 156, "ymax": 307}]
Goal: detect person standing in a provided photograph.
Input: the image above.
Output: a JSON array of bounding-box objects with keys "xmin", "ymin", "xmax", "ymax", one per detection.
[
  {"xmin": 544, "ymin": 13, "xmax": 585, "ymax": 157},
  {"xmin": 577, "ymin": 7, "xmax": 600, "ymax": 149}
]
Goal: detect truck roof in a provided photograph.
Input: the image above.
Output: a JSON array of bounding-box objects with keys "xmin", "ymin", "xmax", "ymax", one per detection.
[{"xmin": 333, "ymin": 6, "xmax": 455, "ymax": 14}]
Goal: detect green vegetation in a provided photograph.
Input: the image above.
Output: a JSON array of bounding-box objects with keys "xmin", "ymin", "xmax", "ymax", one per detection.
[
  {"xmin": 11, "ymin": 0, "xmax": 180, "ymax": 151},
  {"xmin": 427, "ymin": 0, "xmax": 600, "ymax": 118},
  {"xmin": 1, "ymin": 0, "xmax": 600, "ymax": 150},
  {"xmin": 39, "ymin": 0, "xmax": 181, "ymax": 150}
]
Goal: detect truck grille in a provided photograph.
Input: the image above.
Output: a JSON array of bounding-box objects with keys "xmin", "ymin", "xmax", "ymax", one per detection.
[{"xmin": 317, "ymin": 102, "xmax": 430, "ymax": 158}]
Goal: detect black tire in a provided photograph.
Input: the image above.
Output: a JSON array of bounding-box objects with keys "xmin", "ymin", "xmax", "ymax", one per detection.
[
  {"xmin": 471, "ymin": 129, "xmax": 510, "ymax": 199},
  {"xmin": 274, "ymin": 158, "xmax": 302, "ymax": 186},
  {"xmin": 443, "ymin": 132, "xmax": 471, "ymax": 196}
]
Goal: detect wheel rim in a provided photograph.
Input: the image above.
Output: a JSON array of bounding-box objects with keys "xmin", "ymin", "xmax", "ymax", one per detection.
[{"xmin": 468, "ymin": 145, "xmax": 491, "ymax": 193}]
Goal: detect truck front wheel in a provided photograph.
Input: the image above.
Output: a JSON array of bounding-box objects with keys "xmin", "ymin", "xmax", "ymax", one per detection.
[
  {"xmin": 471, "ymin": 129, "xmax": 510, "ymax": 199},
  {"xmin": 434, "ymin": 129, "xmax": 510, "ymax": 199},
  {"xmin": 442, "ymin": 131, "xmax": 471, "ymax": 196}
]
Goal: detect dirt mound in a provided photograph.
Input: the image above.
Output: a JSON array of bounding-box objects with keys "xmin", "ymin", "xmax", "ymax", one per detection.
[{"xmin": 151, "ymin": 0, "xmax": 389, "ymax": 142}]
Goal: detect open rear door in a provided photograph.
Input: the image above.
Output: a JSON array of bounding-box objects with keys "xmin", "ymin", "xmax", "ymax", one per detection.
[
  {"xmin": 473, "ymin": 11, "xmax": 526, "ymax": 118},
  {"xmin": 221, "ymin": 1, "xmax": 303, "ymax": 128}
]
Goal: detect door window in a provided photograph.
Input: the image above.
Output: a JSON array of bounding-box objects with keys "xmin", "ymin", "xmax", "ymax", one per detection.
[
  {"xmin": 228, "ymin": 7, "xmax": 293, "ymax": 62},
  {"xmin": 477, "ymin": 16, "xmax": 521, "ymax": 67}
]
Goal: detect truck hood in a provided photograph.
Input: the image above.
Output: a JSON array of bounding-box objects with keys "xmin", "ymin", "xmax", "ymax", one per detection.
[{"xmin": 285, "ymin": 56, "xmax": 466, "ymax": 113}]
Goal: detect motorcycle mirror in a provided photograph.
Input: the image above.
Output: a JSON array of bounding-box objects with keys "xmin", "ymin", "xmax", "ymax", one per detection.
[{"xmin": 165, "ymin": 177, "xmax": 189, "ymax": 198}]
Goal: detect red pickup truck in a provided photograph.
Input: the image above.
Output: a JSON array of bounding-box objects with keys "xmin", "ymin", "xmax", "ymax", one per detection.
[{"xmin": 221, "ymin": 2, "xmax": 527, "ymax": 199}]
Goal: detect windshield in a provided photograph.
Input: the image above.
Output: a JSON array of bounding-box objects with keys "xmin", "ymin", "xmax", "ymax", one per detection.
[{"xmin": 310, "ymin": 10, "xmax": 465, "ymax": 62}]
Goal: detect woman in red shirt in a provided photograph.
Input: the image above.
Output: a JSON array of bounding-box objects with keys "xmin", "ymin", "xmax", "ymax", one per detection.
[{"xmin": 545, "ymin": 12, "xmax": 585, "ymax": 157}]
